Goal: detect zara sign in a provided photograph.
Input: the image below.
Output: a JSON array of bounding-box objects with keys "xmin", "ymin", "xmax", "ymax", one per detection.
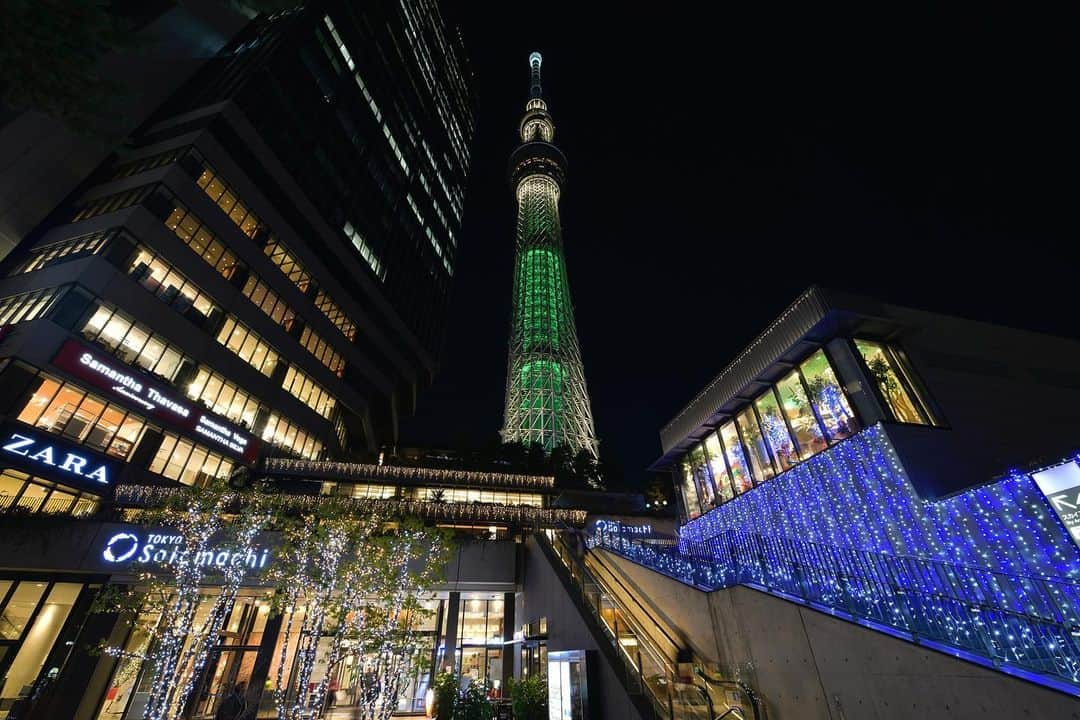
[{"xmin": 1, "ymin": 425, "xmax": 115, "ymax": 487}]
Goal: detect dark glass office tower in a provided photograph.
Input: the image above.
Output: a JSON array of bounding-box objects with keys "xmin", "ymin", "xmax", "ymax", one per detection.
[{"xmin": 0, "ymin": 0, "xmax": 476, "ymax": 501}]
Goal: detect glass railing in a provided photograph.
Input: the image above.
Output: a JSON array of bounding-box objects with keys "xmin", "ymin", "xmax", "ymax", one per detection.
[
  {"xmin": 590, "ymin": 524, "xmax": 1080, "ymax": 696},
  {"xmin": 541, "ymin": 530, "xmax": 762, "ymax": 719}
]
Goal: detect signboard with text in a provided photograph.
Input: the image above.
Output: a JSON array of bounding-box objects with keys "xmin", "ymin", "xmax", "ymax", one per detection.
[
  {"xmin": 53, "ymin": 339, "xmax": 258, "ymax": 463},
  {"xmin": 1033, "ymin": 461, "xmax": 1080, "ymax": 548},
  {"xmin": 1, "ymin": 421, "xmax": 120, "ymax": 491}
]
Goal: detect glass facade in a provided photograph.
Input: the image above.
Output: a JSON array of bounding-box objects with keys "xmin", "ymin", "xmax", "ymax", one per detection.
[
  {"xmin": 0, "ymin": 468, "xmax": 99, "ymax": 516},
  {"xmin": 81, "ymin": 306, "xmax": 188, "ymax": 381},
  {"xmin": 241, "ymin": 274, "xmax": 295, "ymax": 331},
  {"xmin": 147, "ymin": 433, "xmax": 233, "ymax": 486},
  {"xmin": 185, "ymin": 367, "xmax": 261, "ymax": 429},
  {"xmin": 163, "ymin": 200, "xmax": 240, "ymax": 280},
  {"xmin": 854, "ymin": 340, "xmax": 934, "ymax": 425},
  {"xmin": 300, "ymin": 326, "xmax": 345, "ymax": 377},
  {"xmin": 0, "ymin": 581, "xmax": 85, "ymax": 719},
  {"xmin": 16, "ymin": 231, "xmax": 112, "ymax": 275},
  {"xmin": 260, "ymin": 413, "xmax": 324, "ymax": 460},
  {"xmin": 128, "ymin": 247, "xmax": 217, "ymax": 321},
  {"xmin": 281, "ymin": 366, "xmax": 336, "ymax": 419},
  {"xmin": 314, "ymin": 291, "xmax": 357, "ymax": 341},
  {"xmin": 215, "ymin": 318, "xmax": 279, "ymax": 377},
  {"xmin": 0, "ymin": 287, "xmax": 64, "ymax": 326},
  {"xmin": 676, "ymin": 347, "xmax": 874, "ymax": 516},
  {"xmin": 17, "ymin": 375, "xmax": 148, "ymax": 460},
  {"xmin": 456, "ymin": 597, "xmax": 505, "ymax": 690}
]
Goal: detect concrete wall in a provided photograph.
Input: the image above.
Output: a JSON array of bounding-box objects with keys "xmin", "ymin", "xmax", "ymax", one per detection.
[
  {"xmin": 517, "ymin": 537, "xmax": 643, "ymax": 720},
  {"xmin": 600, "ymin": 550, "xmax": 1080, "ymax": 720}
]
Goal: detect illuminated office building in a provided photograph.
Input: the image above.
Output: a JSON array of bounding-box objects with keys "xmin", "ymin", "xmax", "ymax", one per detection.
[{"xmin": 0, "ymin": 1, "xmax": 474, "ymax": 717}]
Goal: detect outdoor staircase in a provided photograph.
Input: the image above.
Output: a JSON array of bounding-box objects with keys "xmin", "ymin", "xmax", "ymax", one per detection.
[{"xmin": 535, "ymin": 531, "xmax": 763, "ymax": 720}]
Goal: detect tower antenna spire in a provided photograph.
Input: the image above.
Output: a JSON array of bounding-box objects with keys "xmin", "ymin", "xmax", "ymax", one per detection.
[{"xmin": 529, "ymin": 51, "xmax": 543, "ymax": 99}]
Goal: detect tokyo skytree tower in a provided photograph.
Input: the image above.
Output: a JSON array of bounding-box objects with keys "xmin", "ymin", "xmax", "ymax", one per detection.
[{"xmin": 501, "ymin": 52, "xmax": 599, "ymax": 457}]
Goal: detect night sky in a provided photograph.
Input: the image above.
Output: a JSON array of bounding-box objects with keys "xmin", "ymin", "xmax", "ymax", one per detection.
[{"xmin": 401, "ymin": 4, "xmax": 1071, "ymax": 490}]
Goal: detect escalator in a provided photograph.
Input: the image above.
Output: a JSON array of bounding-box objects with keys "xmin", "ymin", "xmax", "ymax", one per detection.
[{"xmin": 535, "ymin": 529, "xmax": 764, "ymax": 720}]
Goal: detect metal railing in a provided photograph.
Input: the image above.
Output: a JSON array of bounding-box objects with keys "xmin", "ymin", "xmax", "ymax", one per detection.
[
  {"xmin": 591, "ymin": 525, "xmax": 1080, "ymax": 696},
  {"xmin": 540, "ymin": 530, "xmax": 763, "ymax": 719}
]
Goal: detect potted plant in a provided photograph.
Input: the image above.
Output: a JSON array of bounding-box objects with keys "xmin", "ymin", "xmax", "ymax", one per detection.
[{"xmin": 509, "ymin": 675, "xmax": 547, "ymax": 720}]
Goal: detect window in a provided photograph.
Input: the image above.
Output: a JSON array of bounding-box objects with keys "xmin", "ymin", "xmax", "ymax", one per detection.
[
  {"xmin": 300, "ymin": 326, "xmax": 345, "ymax": 377},
  {"xmin": 754, "ymin": 389, "xmax": 798, "ymax": 471},
  {"xmin": 0, "ymin": 468, "xmax": 99, "ymax": 516},
  {"xmin": 314, "ymin": 291, "xmax": 357, "ymax": 341},
  {"xmin": 703, "ymin": 433, "xmax": 734, "ymax": 503},
  {"xmin": 241, "ymin": 274, "xmax": 295, "ymax": 330},
  {"xmin": 281, "ymin": 366, "xmax": 336, "ymax": 419},
  {"xmin": 16, "ymin": 375, "xmax": 148, "ymax": 459},
  {"xmin": 216, "ymin": 317, "xmax": 279, "ymax": 377},
  {"xmin": 128, "ymin": 247, "xmax": 217, "ymax": 320},
  {"xmin": 263, "ymin": 241, "xmax": 311, "ymax": 292},
  {"xmin": 678, "ymin": 460, "xmax": 702, "ymax": 519},
  {"xmin": 72, "ymin": 185, "xmax": 155, "ymax": 222},
  {"xmin": 799, "ymin": 350, "xmax": 859, "ymax": 442},
  {"xmin": 260, "ymin": 413, "xmax": 324, "ymax": 460},
  {"xmin": 776, "ymin": 370, "xmax": 825, "ymax": 459},
  {"xmin": 195, "ymin": 163, "xmax": 265, "ymax": 239},
  {"xmin": 688, "ymin": 444, "xmax": 715, "ymax": 509},
  {"xmin": 163, "ymin": 200, "xmax": 240, "ymax": 279},
  {"xmin": 736, "ymin": 408, "xmax": 775, "ymax": 482},
  {"xmin": 0, "ymin": 287, "xmax": 64, "ymax": 325},
  {"xmin": 148, "ymin": 433, "xmax": 233, "ymax": 486},
  {"xmin": 110, "ymin": 147, "xmax": 187, "ymax": 179},
  {"xmin": 322, "ymin": 15, "xmax": 355, "ymax": 70},
  {"xmin": 719, "ymin": 422, "xmax": 754, "ymax": 494},
  {"xmin": 343, "ymin": 222, "xmax": 386, "ymax": 279},
  {"xmin": 185, "ymin": 367, "xmax": 261, "ymax": 429},
  {"xmin": 854, "ymin": 340, "xmax": 934, "ymax": 425},
  {"xmin": 456, "ymin": 597, "xmax": 505, "ymax": 683},
  {"xmin": 16, "ymin": 231, "xmax": 112, "ymax": 275},
  {"xmin": 81, "ymin": 306, "xmax": 187, "ymax": 381}
]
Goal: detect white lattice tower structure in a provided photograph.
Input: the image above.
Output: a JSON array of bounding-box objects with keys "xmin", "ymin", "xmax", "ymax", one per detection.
[{"xmin": 501, "ymin": 52, "xmax": 599, "ymax": 457}]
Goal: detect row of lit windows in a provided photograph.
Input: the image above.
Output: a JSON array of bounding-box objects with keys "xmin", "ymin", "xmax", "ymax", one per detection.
[
  {"xmin": 216, "ymin": 317, "xmax": 279, "ymax": 378},
  {"xmin": 164, "ymin": 201, "xmax": 241, "ymax": 280},
  {"xmin": 82, "ymin": 305, "xmax": 188, "ymax": 382},
  {"xmin": 281, "ymin": 365, "xmax": 336, "ymax": 419},
  {"xmin": 263, "ymin": 241, "xmax": 311, "ymax": 293},
  {"xmin": 0, "ymin": 286, "xmax": 64, "ymax": 326},
  {"xmin": 128, "ymin": 247, "xmax": 217, "ymax": 321},
  {"xmin": 343, "ymin": 221, "xmax": 385, "ymax": 279},
  {"xmin": 320, "ymin": 482, "xmax": 543, "ymax": 507},
  {"xmin": 678, "ymin": 343, "xmax": 936, "ymax": 518},
  {"xmin": 72, "ymin": 185, "xmax": 155, "ymax": 222},
  {"xmin": 314, "ymin": 291, "xmax": 357, "ymax": 341},
  {"xmin": 260, "ymin": 413, "xmax": 324, "ymax": 460},
  {"xmin": 185, "ymin": 367, "xmax": 260, "ymax": 430},
  {"xmin": 679, "ymin": 349, "xmax": 860, "ymax": 517},
  {"xmin": 192, "ymin": 156, "xmax": 357, "ymax": 346},
  {"xmin": 110, "ymin": 147, "xmax": 187, "ymax": 180},
  {"xmin": 300, "ymin": 326, "xmax": 345, "ymax": 377},
  {"xmin": 148, "ymin": 432, "xmax": 233, "ymax": 487},
  {"xmin": 195, "ymin": 164, "xmax": 264, "ymax": 240},
  {"xmin": 0, "ymin": 468, "xmax": 99, "ymax": 517},
  {"xmin": 241, "ymin": 274, "xmax": 295, "ymax": 331},
  {"xmin": 17, "ymin": 374, "xmax": 148, "ymax": 460},
  {"xmin": 15, "ymin": 231, "xmax": 112, "ymax": 275}
]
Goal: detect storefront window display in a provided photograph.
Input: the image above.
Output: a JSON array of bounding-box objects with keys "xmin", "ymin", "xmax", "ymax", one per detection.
[
  {"xmin": 0, "ymin": 581, "xmax": 85, "ymax": 719},
  {"xmin": 854, "ymin": 340, "xmax": 933, "ymax": 425},
  {"xmin": 736, "ymin": 408, "xmax": 775, "ymax": 483},
  {"xmin": 0, "ymin": 469, "xmax": 99, "ymax": 516},
  {"xmin": 754, "ymin": 389, "xmax": 798, "ymax": 471},
  {"xmin": 702, "ymin": 433, "xmax": 734, "ymax": 503},
  {"xmin": 457, "ymin": 597, "xmax": 505, "ymax": 696},
  {"xmin": 718, "ymin": 423, "xmax": 754, "ymax": 494},
  {"xmin": 799, "ymin": 350, "xmax": 859, "ymax": 442},
  {"xmin": 688, "ymin": 445, "xmax": 715, "ymax": 509}
]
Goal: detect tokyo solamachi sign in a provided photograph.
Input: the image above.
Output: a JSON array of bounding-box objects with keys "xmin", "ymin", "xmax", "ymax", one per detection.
[
  {"xmin": 1033, "ymin": 460, "xmax": 1080, "ymax": 548},
  {"xmin": 100, "ymin": 530, "xmax": 272, "ymax": 570}
]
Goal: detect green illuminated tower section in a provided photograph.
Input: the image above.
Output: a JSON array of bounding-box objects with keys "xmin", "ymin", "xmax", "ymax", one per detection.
[{"xmin": 501, "ymin": 52, "xmax": 599, "ymax": 457}]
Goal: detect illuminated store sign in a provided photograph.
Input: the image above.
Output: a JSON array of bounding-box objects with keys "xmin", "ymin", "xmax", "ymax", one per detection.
[
  {"xmin": 592, "ymin": 519, "xmax": 653, "ymax": 536},
  {"xmin": 53, "ymin": 339, "xmax": 258, "ymax": 462},
  {"xmin": 1033, "ymin": 461, "xmax": 1080, "ymax": 548},
  {"xmin": 100, "ymin": 530, "xmax": 272, "ymax": 570},
  {"xmin": 1, "ymin": 426, "xmax": 115, "ymax": 487}
]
